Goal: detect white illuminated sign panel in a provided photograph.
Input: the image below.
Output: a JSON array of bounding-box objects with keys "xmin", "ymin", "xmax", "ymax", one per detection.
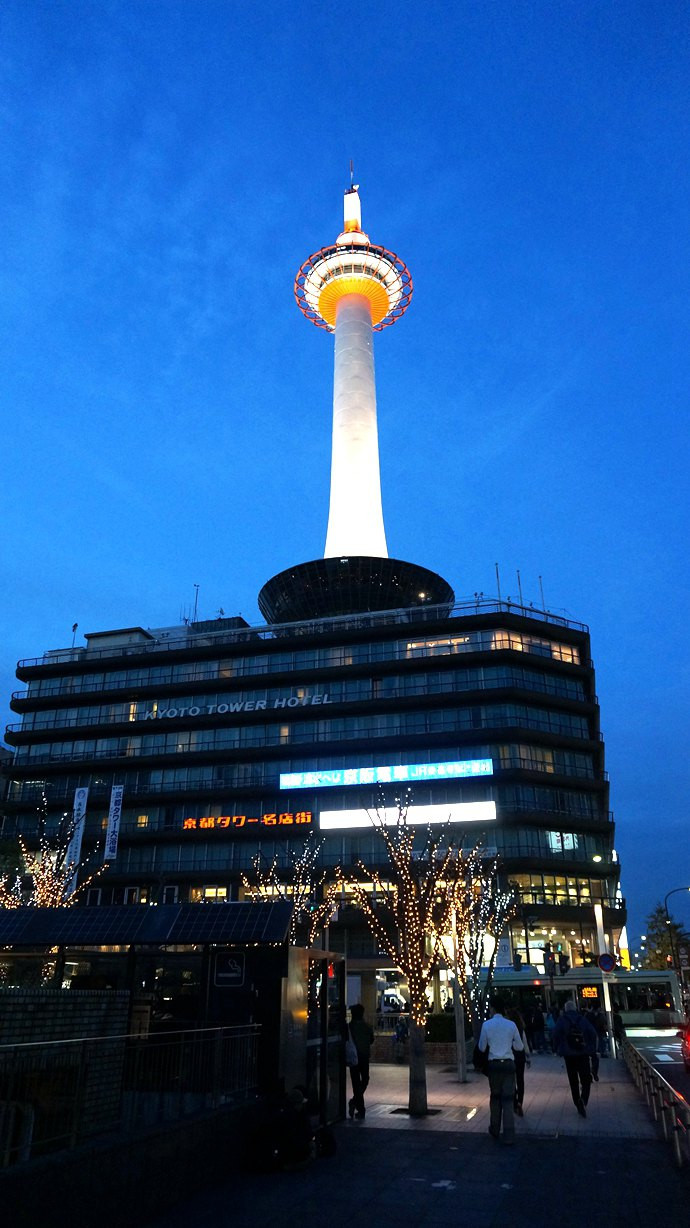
[
  {"xmin": 319, "ymin": 801, "xmax": 497, "ymax": 831},
  {"xmin": 280, "ymin": 758, "xmax": 493, "ymax": 791},
  {"xmin": 547, "ymin": 832, "xmax": 578, "ymax": 852}
]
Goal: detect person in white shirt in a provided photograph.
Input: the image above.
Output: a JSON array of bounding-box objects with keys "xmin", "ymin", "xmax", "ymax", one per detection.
[{"xmin": 478, "ymin": 995, "xmax": 524, "ymax": 1144}]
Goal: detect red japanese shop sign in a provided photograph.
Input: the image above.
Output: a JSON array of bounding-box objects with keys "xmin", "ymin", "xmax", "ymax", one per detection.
[{"xmin": 182, "ymin": 811, "xmax": 313, "ymax": 831}]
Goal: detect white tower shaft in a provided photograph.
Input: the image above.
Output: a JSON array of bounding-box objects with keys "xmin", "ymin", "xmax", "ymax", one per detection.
[{"xmin": 324, "ymin": 294, "xmax": 388, "ymax": 558}]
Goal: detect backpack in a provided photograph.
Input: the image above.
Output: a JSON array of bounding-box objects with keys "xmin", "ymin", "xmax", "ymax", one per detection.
[{"xmin": 568, "ymin": 1017, "xmax": 586, "ymax": 1052}]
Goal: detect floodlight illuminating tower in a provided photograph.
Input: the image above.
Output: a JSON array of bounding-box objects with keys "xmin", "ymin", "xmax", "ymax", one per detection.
[{"xmin": 258, "ymin": 184, "xmax": 454, "ymax": 624}]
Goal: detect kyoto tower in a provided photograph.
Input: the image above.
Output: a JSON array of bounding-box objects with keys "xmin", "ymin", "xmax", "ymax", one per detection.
[{"xmin": 258, "ymin": 183, "xmax": 454, "ymax": 624}]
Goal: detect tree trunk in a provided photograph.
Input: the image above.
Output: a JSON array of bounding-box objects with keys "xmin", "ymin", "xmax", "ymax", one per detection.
[{"xmin": 407, "ymin": 1018, "xmax": 428, "ymax": 1116}]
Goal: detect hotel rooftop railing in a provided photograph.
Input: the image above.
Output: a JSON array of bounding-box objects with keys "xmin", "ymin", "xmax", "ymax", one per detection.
[{"xmin": 17, "ymin": 597, "xmax": 589, "ymax": 670}]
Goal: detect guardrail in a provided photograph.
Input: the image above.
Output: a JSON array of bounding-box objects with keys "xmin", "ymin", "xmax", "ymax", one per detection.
[
  {"xmin": 0, "ymin": 1024, "xmax": 260, "ymax": 1168},
  {"xmin": 16, "ymin": 597, "xmax": 589, "ymax": 670},
  {"xmin": 622, "ymin": 1037, "xmax": 690, "ymax": 1168}
]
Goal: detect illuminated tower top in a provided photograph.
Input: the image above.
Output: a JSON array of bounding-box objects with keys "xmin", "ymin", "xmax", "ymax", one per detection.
[
  {"xmin": 296, "ymin": 185, "xmax": 412, "ymax": 560},
  {"xmin": 294, "ymin": 184, "xmax": 413, "ymax": 334},
  {"xmin": 258, "ymin": 183, "xmax": 453, "ymax": 625}
]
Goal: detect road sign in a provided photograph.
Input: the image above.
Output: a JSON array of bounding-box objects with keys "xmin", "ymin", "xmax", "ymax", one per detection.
[{"xmin": 598, "ymin": 953, "xmax": 616, "ymax": 973}]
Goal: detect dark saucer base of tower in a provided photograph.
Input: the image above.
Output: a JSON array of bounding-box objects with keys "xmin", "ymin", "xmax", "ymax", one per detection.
[{"xmin": 258, "ymin": 557, "xmax": 455, "ymax": 625}]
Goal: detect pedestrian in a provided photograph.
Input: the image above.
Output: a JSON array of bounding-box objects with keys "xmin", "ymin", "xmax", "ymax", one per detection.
[
  {"xmin": 523, "ymin": 1004, "xmax": 535, "ymax": 1052},
  {"xmin": 612, "ymin": 1008, "xmax": 625, "ymax": 1046},
  {"xmin": 532, "ymin": 1004, "xmax": 546, "ymax": 1053},
  {"xmin": 393, "ymin": 1014, "xmax": 408, "ymax": 1063},
  {"xmin": 553, "ymin": 1000, "xmax": 598, "ymax": 1117},
  {"xmin": 506, "ymin": 1007, "xmax": 531, "ymax": 1116},
  {"xmin": 593, "ymin": 1007, "xmax": 609, "ymax": 1056},
  {"xmin": 477, "ymin": 995, "xmax": 524, "ymax": 1145},
  {"xmin": 348, "ymin": 1003, "xmax": 374, "ymax": 1120},
  {"xmin": 544, "ymin": 1004, "xmax": 559, "ymax": 1052}
]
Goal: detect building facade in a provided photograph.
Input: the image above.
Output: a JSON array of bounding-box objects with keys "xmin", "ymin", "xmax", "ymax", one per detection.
[{"xmin": 3, "ymin": 596, "xmax": 625, "ymax": 991}]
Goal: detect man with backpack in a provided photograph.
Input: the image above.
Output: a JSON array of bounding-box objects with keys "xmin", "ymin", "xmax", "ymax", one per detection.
[{"xmin": 553, "ymin": 999, "xmax": 598, "ymax": 1117}]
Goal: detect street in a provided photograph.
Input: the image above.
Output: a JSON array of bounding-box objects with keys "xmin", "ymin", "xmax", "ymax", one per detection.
[{"xmin": 628, "ymin": 1027, "xmax": 690, "ymax": 1100}]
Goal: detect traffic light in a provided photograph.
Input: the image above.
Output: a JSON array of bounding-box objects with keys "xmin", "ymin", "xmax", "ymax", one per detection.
[
  {"xmin": 513, "ymin": 952, "xmax": 523, "ymax": 971},
  {"xmin": 558, "ymin": 953, "xmax": 570, "ymax": 975}
]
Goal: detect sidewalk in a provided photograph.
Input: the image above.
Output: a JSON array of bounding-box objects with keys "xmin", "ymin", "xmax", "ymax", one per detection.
[
  {"xmin": 144, "ymin": 1042, "xmax": 689, "ymax": 1228},
  {"xmin": 363, "ymin": 1048, "xmax": 657, "ymax": 1138}
]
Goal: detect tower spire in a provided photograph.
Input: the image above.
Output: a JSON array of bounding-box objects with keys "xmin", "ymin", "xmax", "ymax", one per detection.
[
  {"xmin": 294, "ymin": 184, "xmax": 413, "ymax": 558},
  {"xmin": 258, "ymin": 183, "xmax": 453, "ymax": 625}
]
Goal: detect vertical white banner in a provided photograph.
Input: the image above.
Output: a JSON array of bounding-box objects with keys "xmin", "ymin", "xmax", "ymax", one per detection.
[
  {"xmin": 65, "ymin": 787, "xmax": 89, "ymax": 897},
  {"xmin": 104, "ymin": 785, "xmax": 124, "ymax": 862}
]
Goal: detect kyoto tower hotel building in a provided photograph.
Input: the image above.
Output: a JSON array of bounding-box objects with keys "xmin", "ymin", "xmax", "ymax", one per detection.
[{"xmin": 4, "ymin": 185, "xmax": 626, "ymax": 1005}]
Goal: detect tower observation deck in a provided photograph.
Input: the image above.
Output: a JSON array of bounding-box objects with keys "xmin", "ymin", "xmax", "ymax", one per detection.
[{"xmin": 258, "ymin": 185, "xmax": 453, "ymax": 624}]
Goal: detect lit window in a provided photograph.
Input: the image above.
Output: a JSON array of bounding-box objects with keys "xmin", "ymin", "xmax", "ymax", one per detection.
[
  {"xmin": 137, "ymin": 814, "xmax": 149, "ymax": 829},
  {"xmin": 194, "ymin": 886, "xmax": 228, "ymax": 902}
]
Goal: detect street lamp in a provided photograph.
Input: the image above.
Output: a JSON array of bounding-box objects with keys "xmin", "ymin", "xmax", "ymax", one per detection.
[{"xmin": 663, "ymin": 886, "xmax": 690, "ymax": 987}]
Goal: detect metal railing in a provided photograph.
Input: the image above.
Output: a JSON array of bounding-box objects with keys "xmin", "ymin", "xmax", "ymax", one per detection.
[
  {"xmin": 16, "ymin": 596, "xmax": 589, "ymax": 671},
  {"xmin": 622, "ymin": 1037, "xmax": 690, "ymax": 1168},
  {"xmin": 0, "ymin": 1025, "xmax": 260, "ymax": 1168},
  {"xmin": 11, "ymin": 671, "xmax": 593, "ymax": 708}
]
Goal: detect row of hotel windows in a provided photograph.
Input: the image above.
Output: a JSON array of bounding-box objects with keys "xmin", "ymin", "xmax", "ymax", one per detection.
[
  {"xmin": 92, "ymin": 828, "xmax": 614, "ymax": 875},
  {"xmin": 507, "ymin": 873, "xmax": 620, "ymax": 907},
  {"xmin": 17, "ymin": 664, "xmax": 588, "ymax": 730},
  {"xmin": 13, "ymin": 737, "xmax": 598, "ymax": 781},
  {"xmin": 24, "ymin": 627, "xmax": 583, "ymax": 699},
  {"xmin": 84, "ymin": 872, "xmax": 615, "ymax": 910},
  {"xmin": 12, "ymin": 704, "xmax": 592, "ymax": 752}
]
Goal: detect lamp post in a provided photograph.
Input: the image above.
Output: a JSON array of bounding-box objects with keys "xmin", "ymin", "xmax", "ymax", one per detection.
[{"xmin": 664, "ymin": 886, "xmax": 690, "ymax": 991}]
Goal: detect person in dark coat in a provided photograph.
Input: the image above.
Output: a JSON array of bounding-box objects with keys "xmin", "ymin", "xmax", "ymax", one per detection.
[
  {"xmin": 553, "ymin": 1000, "xmax": 598, "ymax": 1117},
  {"xmin": 348, "ymin": 1003, "xmax": 375, "ymax": 1120},
  {"xmin": 506, "ymin": 1007, "xmax": 531, "ymax": 1117}
]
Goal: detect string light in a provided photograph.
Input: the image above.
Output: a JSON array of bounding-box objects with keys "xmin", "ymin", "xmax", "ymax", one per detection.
[
  {"xmin": 346, "ymin": 794, "xmax": 517, "ymax": 1067},
  {"xmin": 0, "ymin": 794, "xmax": 107, "ymax": 909},
  {"xmin": 242, "ymin": 833, "xmax": 339, "ymax": 945}
]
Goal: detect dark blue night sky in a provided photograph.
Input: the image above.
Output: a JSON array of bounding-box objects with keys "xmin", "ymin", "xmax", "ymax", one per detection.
[{"xmin": 2, "ymin": 2, "xmax": 689, "ymax": 944}]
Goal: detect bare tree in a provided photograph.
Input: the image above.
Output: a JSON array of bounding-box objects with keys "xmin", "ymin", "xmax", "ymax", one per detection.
[
  {"xmin": 242, "ymin": 833, "xmax": 339, "ymax": 946},
  {"xmin": 0, "ymin": 801, "xmax": 105, "ymax": 909},
  {"xmin": 342, "ymin": 795, "xmax": 487, "ymax": 1117},
  {"xmin": 453, "ymin": 847, "xmax": 517, "ymax": 1039}
]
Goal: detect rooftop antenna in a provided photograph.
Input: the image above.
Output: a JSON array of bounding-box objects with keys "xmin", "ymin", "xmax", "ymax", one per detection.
[
  {"xmin": 495, "ymin": 563, "xmax": 502, "ymax": 603},
  {"xmin": 193, "ymin": 583, "xmax": 199, "ymax": 623},
  {"xmin": 71, "ymin": 622, "xmax": 78, "ymax": 648},
  {"xmin": 538, "ymin": 575, "xmax": 546, "ymax": 610},
  {"xmin": 516, "ymin": 569, "xmax": 523, "ymax": 607}
]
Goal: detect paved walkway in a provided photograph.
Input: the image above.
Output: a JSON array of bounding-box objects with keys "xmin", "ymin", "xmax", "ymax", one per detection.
[
  {"xmin": 143, "ymin": 1037, "xmax": 690, "ymax": 1228},
  {"xmin": 363, "ymin": 1048, "xmax": 657, "ymax": 1138}
]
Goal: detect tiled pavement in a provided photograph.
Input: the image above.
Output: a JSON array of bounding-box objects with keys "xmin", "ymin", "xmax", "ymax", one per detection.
[{"xmin": 362, "ymin": 1048, "xmax": 657, "ymax": 1138}]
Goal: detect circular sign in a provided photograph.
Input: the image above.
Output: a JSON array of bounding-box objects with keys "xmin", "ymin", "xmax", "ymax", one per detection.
[{"xmin": 598, "ymin": 953, "xmax": 616, "ymax": 973}]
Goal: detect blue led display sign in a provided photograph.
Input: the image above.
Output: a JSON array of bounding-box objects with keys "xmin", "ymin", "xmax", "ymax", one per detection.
[{"xmin": 280, "ymin": 758, "xmax": 493, "ymax": 791}]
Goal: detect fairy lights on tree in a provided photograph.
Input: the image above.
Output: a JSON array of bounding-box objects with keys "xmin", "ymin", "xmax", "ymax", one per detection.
[
  {"xmin": 341, "ymin": 793, "xmax": 468, "ymax": 1115},
  {"xmin": 0, "ymin": 796, "xmax": 106, "ymax": 909},
  {"xmin": 341, "ymin": 793, "xmax": 517, "ymax": 1116},
  {"xmin": 242, "ymin": 833, "xmax": 339, "ymax": 946},
  {"xmin": 452, "ymin": 846, "xmax": 518, "ymax": 1039}
]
